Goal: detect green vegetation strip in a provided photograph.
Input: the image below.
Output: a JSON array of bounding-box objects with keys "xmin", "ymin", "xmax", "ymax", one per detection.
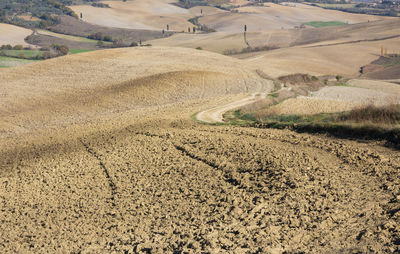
[
  {"xmin": 69, "ymin": 49, "xmax": 95, "ymax": 54},
  {"xmin": 231, "ymin": 105, "xmax": 400, "ymax": 148},
  {"xmin": 303, "ymin": 21, "xmax": 347, "ymax": 28},
  {"xmin": 1, "ymin": 49, "xmax": 44, "ymax": 58}
]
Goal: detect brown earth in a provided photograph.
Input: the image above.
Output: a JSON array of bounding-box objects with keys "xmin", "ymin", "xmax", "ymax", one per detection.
[
  {"xmin": 1, "ymin": 47, "xmax": 399, "ymax": 253},
  {"xmin": 364, "ymin": 65, "xmax": 400, "ymax": 80},
  {"xmin": 25, "ymin": 34, "xmax": 98, "ymax": 50},
  {"xmin": 49, "ymin": 15, "xmax": 168, "ymax": 44}
]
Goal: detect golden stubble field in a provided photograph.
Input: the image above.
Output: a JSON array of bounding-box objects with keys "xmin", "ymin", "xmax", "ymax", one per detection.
[
  {"xmin": 0, "ymin": 23, "xmax": 33, "ymax": 46},
  {"xmin": 0, "ymin": 47, "xmax": 399, "ymax": 253}
]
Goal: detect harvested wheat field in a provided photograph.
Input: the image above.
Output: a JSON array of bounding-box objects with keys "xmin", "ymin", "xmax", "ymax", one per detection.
[
  {"xmin": 70, "ymin": 0, "xmax": 193, "ymax": 31},
  {"xmin": 242, "ymin": 35, "xmax": 400, "ymax": 78},
  {"xmin": 0, "ymin": 23, "xmax": 33, "ymax": 46},
  {"xmin": 199, "ymin": 3, "xmax": 387, "ymax": 32},
  {"xmin": 150, "ymin": 19, "xmax": 400, "ymax": 56},
  {"xmin": 1, "ymin": 46, "xmax": 399, "ymax": 253}
]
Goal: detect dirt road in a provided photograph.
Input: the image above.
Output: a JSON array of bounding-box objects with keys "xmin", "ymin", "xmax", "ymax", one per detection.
[{"xmin": 196, "ymin": 92, "xmax": 267, "ymax": 123}]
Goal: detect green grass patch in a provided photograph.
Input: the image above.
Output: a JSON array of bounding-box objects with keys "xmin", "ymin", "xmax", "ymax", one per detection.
[
  {"xmin": 234, "ymin": 104, "xmax": 400, "ymax": 148},
  {"xmin": 335, "ymin": 83, "xmax": 349, "ymax": 87},
  {"xmin": 303, "ymin": 21, "xmax": 347, "ymax": 28},
  {"xmin": 38, "ymin": 30, "xmax": 112, "ymax": 45},
  {"xmin": 1, "ymin": 49, "xmax": 44, "ymax": 58},
  {"xmin": 69, "ymin": 49, "xmax": 95, "ymax": 54}
]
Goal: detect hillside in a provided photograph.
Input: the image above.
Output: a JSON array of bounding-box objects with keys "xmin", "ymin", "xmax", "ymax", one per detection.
[
  {"xmin": 0, "ymin": 46, "xmax": 272, "ymax": 139},
  {"xmin": 1, "ymin": 1, "xmax": 400, "ymax": 252},
  {"xmin": 1, "ymin": 47, "xmax": 399, "ymax": 252}
]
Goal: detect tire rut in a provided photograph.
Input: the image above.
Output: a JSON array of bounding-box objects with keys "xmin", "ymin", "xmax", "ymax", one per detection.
[
  {"xmin": 130, "ymin": 130, "xmax": 242, "ymax": 188},
  {"xmin": 79, "ymin": 139, "xmax": 118, "ymax": 207}
]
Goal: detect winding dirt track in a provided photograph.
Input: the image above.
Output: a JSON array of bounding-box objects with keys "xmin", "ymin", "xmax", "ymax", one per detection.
[
  {"xmin": 196, "ymin": 92, "xmax": 267, "ymax": 123},
  {"xmin": 0, "ymin": 47, "xmax": 399, "ymax": 253}
]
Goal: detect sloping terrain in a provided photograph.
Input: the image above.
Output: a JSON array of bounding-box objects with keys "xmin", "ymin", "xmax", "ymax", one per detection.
[
  {"xmin": 70, "ymin": 0, "xmax": 193, "ymax": 31},
  {"xmin": 0, "ymin": 47, "xmax": 399, "ymax": 253},
  {"xmin": 49, "ymin": 15, "xmax": 167, "ymax": 44},
  {"xmin": 199, "ymin": 3, "xmax": 387, "ymax": 32},
  {"xmin": 0, "ymin": 23, "xmax": 33, "ymax": 46},
  {"xmin": 241, "ymin": 35, "xmax": 400, "ymax": 78},
  {"xmin": 149, "ymin": 19, "xmax": 400, "ymax": 56}
]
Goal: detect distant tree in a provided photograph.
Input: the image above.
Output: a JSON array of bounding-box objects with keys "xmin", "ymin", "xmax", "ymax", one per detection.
[
  {"xmin": 42, "ymin": 51, "xmax": 52, "ymax": 59},
  {"xmin": 51, "ymin": 44, "xmax": 69, "ymax": 55},
  {"xmin": 103, "ymin": 35, "xmax": 113, "ymax": 42},
  {"xmin": 167, "ymin": 24, "xmax": 169, "ymax": 31},
  {"xmin": 188, "ymin": 27, "xmax": 191, "ymax": 33},
  {"xmin": 80, "ymin": 13, "xmax": 82, "ymax": 19},
  {"xmin": 130, "ymin": 42, "xmax": 138, "ymax": 47},
  {"xmin": 13, "ymin": 45, "xmax": 24, "ymax": 50},
  {"xmin": 162, "ymin": 29, "xmax": 165, "ymax": 35},
  {"xmin": 244, "ymin": 24, "xmax": 249, "ymax": 46},
  {"xmin": 1, "ymin": 44, "xmax": 12, "ymax": 50},
  {"xmin": 193, "ymin": 27, "xmax": 196, "ymax": 33}
]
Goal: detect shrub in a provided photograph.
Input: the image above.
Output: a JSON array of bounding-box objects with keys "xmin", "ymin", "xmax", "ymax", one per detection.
[
  {"xmin": 18, "ymin": 52, "xmax": 26, "ymax": 59},
  {"xmin": 1, "ymin": 45, "xmax": 12, "ymax": 50},
  {"xmin": 13, "ymin": 45, "xmax": 24, "ymax": 50},
  {"xmin": 42, "ymin": 51, "xmax": 52, "ymax": 59},
  {"xmin": 88, "ymin": 33, "xmax": 113, "ymax": 42},
  {"xmin": 103, "ymin": 35, "xmax": 113, "ymax": 42},
  {"xmin": 130, "ymin": 42, "xmax": 138, "ymax": 47},
  {"xmin": 196, "ymin": 46, "xmax": 203, "ymax": 50},
  {"xmin": 338, "ymin": 104, "xmax": 400, "ymax": 124},
  {"xmin": 91, "ymin": 3, "xmax": 111, "ymax": 8},
  {"xmin": 51, "ymin": 44, "xmax": 69, "ymax": 55}
]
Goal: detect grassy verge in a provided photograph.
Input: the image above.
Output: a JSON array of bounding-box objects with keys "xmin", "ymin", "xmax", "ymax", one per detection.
[
  {"xmin": 232, "ymin": 104, "xmax": 400, "ymax": 148},
  {"xmin": 1, "ymin": 49, "xmax": 44, "ymax": 58},
  {"xmin": 69, "ymin": 49, "xmax": 95, "ymax": 54},
  {"xmin": 303, "ymin": 21, "xmax": 347, "ymax": 28},
  {"xmin": 38, "ymin": 30, "xmax": 112, "ymax": 45}
]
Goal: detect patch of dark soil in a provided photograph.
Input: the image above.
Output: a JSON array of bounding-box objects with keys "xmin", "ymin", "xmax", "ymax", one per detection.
[
  {"xmin": 25, "ymin": 34, "xmax": 98, "ymax": 49},
  {"xmin": 49, "ymin": 15, "xmax": 172, "ymax": 44},
  {"xmin": 364, "ymin": 65, "xmax": 400, "ymax": 80}
]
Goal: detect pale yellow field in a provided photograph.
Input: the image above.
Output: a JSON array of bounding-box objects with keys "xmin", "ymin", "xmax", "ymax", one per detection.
[
  {"xmin": 0, "ymin": 23, "xmax": 33, "ymax": 46},
  {"xmin": 199, "ymin": 3, "xmax": 389, "ymax": 32},
  {"xmin": 243, "ymin": 36, "xmax": 400, "ymax": 78},
  {"xmin": 70, "ymin": 0, "xmax": 193, "ymax": 31},
  {"xmin": 153, "ymin": 30, "xmax": 398, "ymax": 78}
]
